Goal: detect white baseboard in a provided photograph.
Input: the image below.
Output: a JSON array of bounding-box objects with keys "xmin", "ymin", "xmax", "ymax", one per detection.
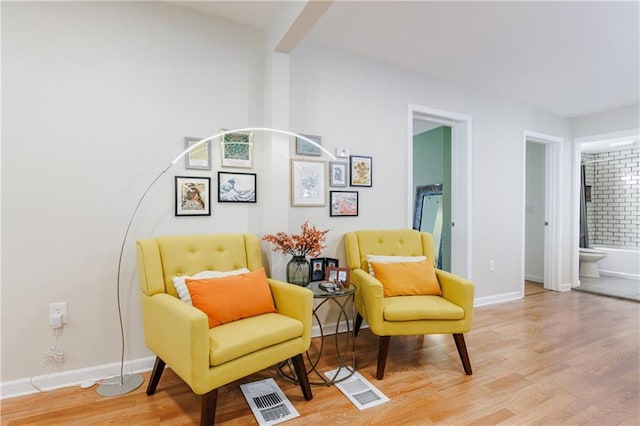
[
  {"xmin": 0, "ymin": 356, "xmax": 156, "ymax": 400},
  {"xmin": 474, "ymin": 291, "xmax": 522, "ymax": 307},
  {"xmin": 525, "ymin": 274, "xmax": 544, "ymax": 283},
  {"xmin": 559, "ymin": 282, "xmax": 573, "ymax": 291}
]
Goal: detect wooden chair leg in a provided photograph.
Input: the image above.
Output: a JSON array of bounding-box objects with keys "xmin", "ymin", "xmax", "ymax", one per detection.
[
  {"xmin": 354, "ymin": 312, "xmax": 364, "ymax": 337},
  {"xmin": 146, "ymin": 356, "xmax": 166, "ymax": 396},
  {"xmin": 376, "ymin": 336, "xmax": 391, "ymax": 380},
  {"xmin": 453, "ymin": 333, "xmax": 473, "ymax": 375},
  {"xmin": 201, "ymin": 388, "xmax": 218, "ymax": 426},
  {"xmin": 291, "ymin": 354, "xmax": 313, "ymax": 400}
]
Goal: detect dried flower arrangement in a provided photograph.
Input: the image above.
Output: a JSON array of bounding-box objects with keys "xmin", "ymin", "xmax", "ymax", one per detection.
[{"xmin": 262, "ymin": 221, "xmax": 330, "ymax": 258}]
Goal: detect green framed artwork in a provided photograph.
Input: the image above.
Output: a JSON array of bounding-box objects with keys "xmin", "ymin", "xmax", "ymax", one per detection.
[{"xmin": 220, "ymin": 129, "xmax": 253, "ymax": 168}]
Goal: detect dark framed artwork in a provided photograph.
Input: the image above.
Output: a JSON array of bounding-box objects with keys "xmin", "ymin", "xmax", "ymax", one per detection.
[
  {"xmin": 349, "ymin": 155, "xmax": 372, "ymax": 187},
  {"xmin": 184, "ymin": 137, "xmax": 211, "ymax": 170},
  {"xmin": 295, "ymin": 134, "xmax": 322, "ymax": 156},
  {"xmin": 310, "ymin": 258, "xmax": 326, "ymax": 282},
  {"xmin": 218, "ymin": 172, "xmax": 257, "ymax": 203},
  {"xmin": 175, "ymin": 176, "xmax": 211, "ymax": 216},
  {"xmin": 330, "ymin": 191, "xmax": 358, "ymax": 217},
  {"xmin": 324, "ymin": 258, "xmax": 338, "ymax": 269}
]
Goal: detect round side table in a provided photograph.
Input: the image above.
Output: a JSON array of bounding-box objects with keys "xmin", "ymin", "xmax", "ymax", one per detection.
[{"xmin": 279, "ymin": 281, "xmax": 357, "ymax": 386}]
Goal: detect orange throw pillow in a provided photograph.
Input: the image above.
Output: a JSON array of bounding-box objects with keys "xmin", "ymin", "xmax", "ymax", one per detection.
[
  {"xmin": 370, "ymin": 260, "xmax": 442, "ymax": 297},
  {"xmin": 185, "ymin": 268, "xmax": 277, "ymax": 328}
]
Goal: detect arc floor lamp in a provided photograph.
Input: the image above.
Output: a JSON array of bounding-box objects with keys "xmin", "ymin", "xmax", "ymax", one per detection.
[{"xmin": 96, "ymin": 127, "xmax": 334, "ymax": 397}]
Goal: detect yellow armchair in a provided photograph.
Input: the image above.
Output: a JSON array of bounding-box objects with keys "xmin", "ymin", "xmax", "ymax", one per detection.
[
  {"xmin": 136, "ymin": 234, "xmax": 313, "ymax": 425},
  {"xmin": 345, "ymin": 229, "xmax": 474, "ymax": 379}
]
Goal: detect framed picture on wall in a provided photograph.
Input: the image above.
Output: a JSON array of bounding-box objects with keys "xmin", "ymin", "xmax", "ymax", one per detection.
[
  {"xmin": 175, "ymin": 176, "xmax": 211, "ymax": 216},
  {"xmin": 290, "ymin": 159, "xmax": 326, "ymax": 206},
  {"xmin": 220, "ymin": 129, "xmax": 253, "ymax": 168},
  {"xmin": 217, "ymin": 171, "xmax": 257, "ymax": 203},
  {"xmin": 329, "ymin": 161, "xmax": 348, "ymax": 187},
  {"xmin": 349, "ymin": 155, "xmax": 372, "ymax": 187},
  {"xmin": 184, "ymin": 137, "xmax": 211, "ymax": 170},
  {"xmin": 295, "ymin": 134, "xmax": 322, "ymax": 156},
  {"xmin": 330, "ymin": 191, "xmax": 358, "ymax": 216}
]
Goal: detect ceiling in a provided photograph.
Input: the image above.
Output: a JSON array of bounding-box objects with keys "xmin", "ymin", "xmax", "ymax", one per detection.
[{"xmin": 170, "ymin": 1, "xmax": 639, "ymax": 119}]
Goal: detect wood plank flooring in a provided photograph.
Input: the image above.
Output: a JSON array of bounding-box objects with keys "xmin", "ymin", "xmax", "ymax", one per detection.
[{"xmin": 2, "ymin": 289, "xmax": 639, "ymax": 425}]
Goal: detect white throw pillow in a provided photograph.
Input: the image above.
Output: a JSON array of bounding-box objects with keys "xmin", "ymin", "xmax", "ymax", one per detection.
[
  {"xmin": 366, "ymin": 255, "xmax": 427, "ymax": 276},
  {"xmin": 172, "ymin": 268, "xmax": 250, "ymax": 305}
]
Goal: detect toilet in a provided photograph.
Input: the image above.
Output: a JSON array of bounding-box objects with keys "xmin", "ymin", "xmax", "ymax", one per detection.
[{"xmin": 579, "ymin": 248, "xmax": 608, "ymax": 278}]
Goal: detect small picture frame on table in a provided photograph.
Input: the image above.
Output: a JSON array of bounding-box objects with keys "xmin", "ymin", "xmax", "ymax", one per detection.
[
  {"xmin": 324, "ymin": 258, "xmax": 338, "ymax": 269},
  {"xmin": 175, "ymin": 176, "xmax": 211, "ymax": 216},
  {"xmin": 218, "ymin": 172, "xmax": 257, "ymax": 203},
  {"xmin": 220, "ymin": 129, "xmax": 253, "ymax": 168},
  {"xmin": 349, "ymin": 155, "xmax": 372, "ymax": 187},
  {"xmin": 295, "ymin": 134, "xmax": 322, "ymax": 156},
  {"xmin": 184, "ymin": 137, "xmax": 211, "ymax": 170},
  {"xmin": 330, "ymin": 191, "xmax": 358, "ymax": 217},
  {"xmin": 310, "ymin": 258, "xmax": 326, "ymax": 282},
  {"xmin": 329, "ymin": 161, "xmax": 348, "ymax": 187},
  {"xmin": 326, "ymin": 266, "xmax": 350, "ymax": 287}
]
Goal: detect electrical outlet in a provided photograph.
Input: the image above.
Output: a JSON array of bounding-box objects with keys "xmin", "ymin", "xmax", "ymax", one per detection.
[
  {"xmin": 49, "ymin": 302, "xmax": 68, "ymax": 326},
  {"xmin": 489, "ymin": 259, "xmax": 495, "ymax": 272}
]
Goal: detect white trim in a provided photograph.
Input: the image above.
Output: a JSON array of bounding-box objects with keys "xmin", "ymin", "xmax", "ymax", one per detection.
[
  {"xmin": 407, "ymin": 103, "xmax": 473, "ymax": 280},
  {"xmin": 474, "ymin": 292, "xmax": 522, "ymax": 307},
  {"xmin": 0, "ymin": 356, "xmax": 156, "ymax": 400},
  {"xmin": 522, "ymin": 130, "xmax": 563, "ymax": 292},
  {"xmin": 572, "ymin": 128, "xmax": 640, "ymax": 287},
  {"xmin": 525, "ymin": 274, "xmax": 544, "ymax": 283}
]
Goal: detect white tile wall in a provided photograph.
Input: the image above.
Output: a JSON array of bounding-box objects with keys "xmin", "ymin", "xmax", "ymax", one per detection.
[{"xmin": 582, "ymin": 148, "xmax": 640, "ymax": 248}]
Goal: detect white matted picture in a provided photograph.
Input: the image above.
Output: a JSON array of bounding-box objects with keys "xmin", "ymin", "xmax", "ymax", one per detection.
[
  {"xmin": 290, "ymin": 159, "xmax": 326, "ymax": 207},
  {"xmin": 330, "ymin": 191, "xmax": 358, "ymax": 216},
  {"xmin": 175, "ymin": 176, "xmax": 211, "ymax": 216},
  {"xmin": 329, "ymin": 161, "xmax": 348, "ymax": 187},
  {"xmin": 220, "ymin": 129, "xmax": 253, "ymax": 168},
  {"xmin": 184, "ymin": 137, "xmax": 211, "ymax": 170},
  {"xmin": 295, "ymin": 134, "xmax": 322, "ymax": 156},
  {"xmin": 218, "ymin": 171, "xmax": 257, "ymax": 203}
]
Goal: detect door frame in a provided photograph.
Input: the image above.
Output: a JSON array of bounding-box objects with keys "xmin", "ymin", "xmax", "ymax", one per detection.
[
  {"xmin": 572, "ymin": 128, "xmax": 640, "ymax": 287},
  {"xmin": 522, "ymin": 130, "xmax": 563, "ymax": 293},
  {"xmin": 407, "ymin": 104, "xmax": 472, "ymax": 280}
]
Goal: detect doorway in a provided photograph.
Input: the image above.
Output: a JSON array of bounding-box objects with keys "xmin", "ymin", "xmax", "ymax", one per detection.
[
  {"xmin": 522, "ymin": 130, "xmax": 563, "ymax": 293},
  {"xmin": 407, "ymin": 104, "xmax": 471, "ymax": 279},
  {"xmin": 524, "ymin": 141, "xmax": 547, "ymax": 295}
]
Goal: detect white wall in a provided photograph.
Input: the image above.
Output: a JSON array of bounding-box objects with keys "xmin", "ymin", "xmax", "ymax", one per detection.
[
  {"xmin": 571, "ymin": 104, "xmax": 640, "ymax": 138},
  {"xmin": 5, "ymin": 1, "xmax": 629, "ymax": 393},
  {"xmin": 289, "ymin": 43, "xmax": 572, "ymax": 300},
  {"xmin": 2, "ymin": 2, "xmax": 264, "ymax": 384}
]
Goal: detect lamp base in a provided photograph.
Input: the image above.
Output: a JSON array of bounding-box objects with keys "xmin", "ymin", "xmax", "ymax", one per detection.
[{"xmin": 96, "ymin": 373, "xmax": 144, "ymax": 397}]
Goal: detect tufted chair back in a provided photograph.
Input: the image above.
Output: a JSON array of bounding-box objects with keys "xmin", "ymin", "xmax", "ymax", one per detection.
[
  {"xmin": 345, "ymin": 229, "xmax": 435, "ymax": 272},
  {"xmin": 136, "ymin": 233, "xmax": 263, "ymax": 298}
]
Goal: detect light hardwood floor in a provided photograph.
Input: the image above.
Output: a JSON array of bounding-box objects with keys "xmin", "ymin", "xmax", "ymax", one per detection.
[{"xmin": 2, "ymin": 289, "xmax": 639, "ymax": 425}]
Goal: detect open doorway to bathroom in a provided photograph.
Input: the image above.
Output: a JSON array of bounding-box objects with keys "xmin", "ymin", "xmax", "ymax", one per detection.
[{"xmin": 573, "ymin": 131, "xmax": 640, "ymax": 302}]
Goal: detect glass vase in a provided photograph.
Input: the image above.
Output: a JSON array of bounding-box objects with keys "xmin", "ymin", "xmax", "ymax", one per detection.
[{"xmin": 286, "ymin": 255, "xmax": 311, "ymax": 287}]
